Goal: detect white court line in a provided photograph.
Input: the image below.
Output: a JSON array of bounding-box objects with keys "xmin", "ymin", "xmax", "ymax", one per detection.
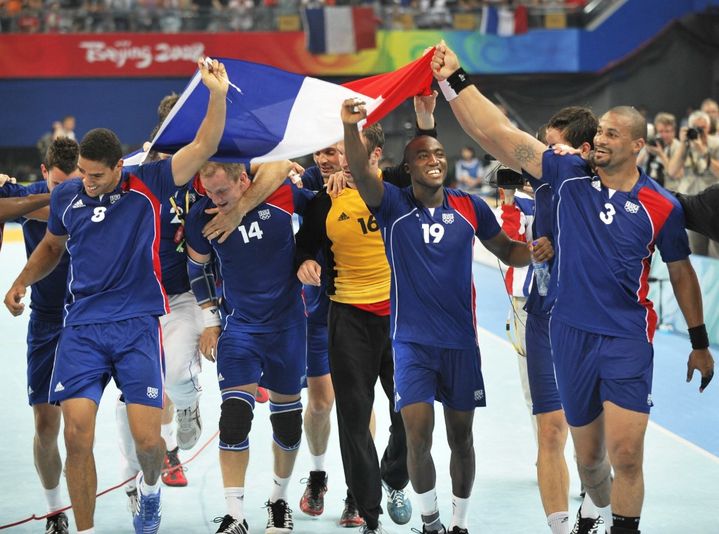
[{"xmin": 476, "ymin": 325, "xmax": 719, "ymax": 465}]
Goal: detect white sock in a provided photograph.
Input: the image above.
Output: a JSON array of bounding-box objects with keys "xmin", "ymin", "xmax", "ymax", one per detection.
[
  {"xmin": 269, "ymin": 474, "xmax": 291, "ymax": 502},
  {"xmin": 450, "ymin": 495, "xmax": 471, "ymax": 530},
  {"xmin": 44, "ymin": 485, "xmax": 64, "ymax": 514},
  {"xmin": 140, "ymin": 473, "xmax": 161, "ymax": 496},
  {"xmin": 547, "ymin": 511, "xmax": 570, "ymax": 534},
  {"xmin": 78, "ymin": 529, "xmax": 95, "ymax": 534},
  {"xmin": 225, "ymin": 487, "xmax": 245, "ymax": 520},
  {"xmin": 597, "ymin": 504, "xmax": 613, "ymax": 528},
  {"xmin": 161, "ymin": 422, "xmax": 177, "ymax": 451},
  {"xmin": 580, "ymin": 492, "xmax": 598, "ymax": 518},
  {"xmin": 416, "ymin": 488, "xmax": 439, "ymax": 517},
  {"xmin": 311, "ymin": 453, "xmax": 326, "ymax": 472}
]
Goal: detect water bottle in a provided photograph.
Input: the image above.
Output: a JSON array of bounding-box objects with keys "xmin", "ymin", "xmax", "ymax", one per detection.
[{"xmin": 533, "ymin": 260, "xmax": 550, "ymax": 297}]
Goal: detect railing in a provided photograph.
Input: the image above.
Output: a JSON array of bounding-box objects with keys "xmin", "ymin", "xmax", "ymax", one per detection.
[{"xmin": 0, "ymin": 1, "xmax": 617, "ymax": 34}]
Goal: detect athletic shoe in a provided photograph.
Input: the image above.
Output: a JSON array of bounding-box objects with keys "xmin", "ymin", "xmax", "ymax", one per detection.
[
  {"xmin": 448, "ymin": 528, "xmax": 469, "ymax": 534},
  {"xmin": 382, "ymin": 480, "xmax": 412, "ymax": 525},
  {"xmin": 570, "ymin": 509, "xmax": 603, "ymax": 534},
  {"xmin": 176, "ymin": 401, "xmax": 202, "ymax": 450},
  {"xmin": 213, "ymin": 514, "xmax": 250, "ymax": 534},
  {"xmin": 45, "ymin": 512, "xmax": 69, "ymax": 534},
  {"xmin": 410, "ymin": 525, "xmax": 447, "ymax": 533},
  {"xmin": 339, "ymin": 494, "xmax": 365, "ymax": 527},
  {"xmin": 132, "ymin": 476, "xmax": 162, "ymax": 534},
  {"xmin": 161, "ymin": 447, "xmax": 188, "ymax": 487},
  {"xmin": 255, "ymin": 387, "xmax": 270, "ymax": 403},
  {"xmin": 265, "ymin": 499, "xmax": 293, "ymax": 533},
  {"xmin": 359, "ymin": 523, "xmax": 389, "ymax": 534},
  {"xmin": 127, "ymin": 488, "xmax": 139, "ymax": 515},
  {"xmin": 299, "ymin": 470, "xmax": 328, "ymax": 516}
]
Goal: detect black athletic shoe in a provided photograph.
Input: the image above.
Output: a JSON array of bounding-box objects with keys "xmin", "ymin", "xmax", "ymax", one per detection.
[
  {"xmin": 265, "ymin": 499, "xmax": 294, "ymax": 533},
  {"xmin": 45, "ymin": 512, "xmax": 69, "ymax": 534},
  {"xmin": 571, "ymin": 508, "xmax": 603, "ymax": 534},
  {"xmin": 213, "ymin": 514, "xmax": 249, "ymax": 534}
]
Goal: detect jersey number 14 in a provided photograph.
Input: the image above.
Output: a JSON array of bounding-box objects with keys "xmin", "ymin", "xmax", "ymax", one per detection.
[{"xmin": 237, "ymin": 221, "xmax": 264, "ymax": 243}]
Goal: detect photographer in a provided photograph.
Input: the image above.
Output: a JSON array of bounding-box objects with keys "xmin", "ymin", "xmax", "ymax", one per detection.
[
  {"xmin": 637, "ymin": 112, "xmax": 681, "ymax": 190},
  {"xmin": 667, "ymin": 110, "xmax": 719, "ymax": 257}
]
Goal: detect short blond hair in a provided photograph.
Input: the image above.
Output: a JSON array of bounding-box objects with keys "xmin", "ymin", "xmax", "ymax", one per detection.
[{"xmin": 199, "ymin": 162, "xmax": 246, "ymax": 182}]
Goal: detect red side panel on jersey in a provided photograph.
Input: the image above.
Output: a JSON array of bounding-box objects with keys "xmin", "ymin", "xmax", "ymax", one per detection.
[
  {"xmin": 447, "ymin": 193, "xmax": 478, "ymax": 231},
  {"xmin": 128, "ymin": 174, "xmax": 170, "ymax": 313},
  {"xmin": 192, "ymin": 174, "xmax": 206, "ymax": 196},
  {"xmin": 637, "ymin": 187, "xmax": 674, "ymax": 343},
  {"xmin": 265, "ymin": 183, "xmax": 294, "ymax": 216}
]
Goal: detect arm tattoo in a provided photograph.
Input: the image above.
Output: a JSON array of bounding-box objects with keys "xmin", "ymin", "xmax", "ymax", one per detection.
[{"xmin": 513, "ymin": 143, "xmax": 539, "ymax": 168}]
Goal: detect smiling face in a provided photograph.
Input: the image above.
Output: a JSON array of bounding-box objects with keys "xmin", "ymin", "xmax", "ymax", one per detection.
[
  {"xmin": 593, "ymin": 111, "xmax": 644, "ymax": 171},
  {"xmin": 200, "ymin": 163, "xmax": 249, "ymax": 214},
  {"xmin": 404, "ymin": 136, "xmax": 447, "ymax": 188},
  {"xmin": 77, "ymin": 156, "xmax": 122, "ymax": 197}
]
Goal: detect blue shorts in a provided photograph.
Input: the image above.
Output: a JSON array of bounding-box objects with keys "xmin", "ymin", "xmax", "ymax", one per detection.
[
  {"xmin": 392, "ymin": 340, "xmax": 486, "ymax": 412},
  {"xmin": 26, "ymin": 319, "xmax": 63, "ymax": 405},
  {"xmin": 549, "ymin": 318, "xmax": 654, "ymax": 427},
  {"xmin": 306, "ymin": 320, "xmax": 329, "ymax": 378},
  {"xmin": 49, "ymin": 316, "xmax": 164, "ymax": 408},
  {"xmin": 525, "ymin": 313, "xmax": 562, "ymax": 415},
  {"xmin": 216, "ymin": 322, "xmax": 306, "ymax": 395}
]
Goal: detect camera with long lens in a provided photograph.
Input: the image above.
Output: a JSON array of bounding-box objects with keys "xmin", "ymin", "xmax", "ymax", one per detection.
[
  {"xmin": 495, "ymin": 167, "xmax": 525, "ymax": 189},
  {"xmin": 686, "ymin": 127, "xmax": 701, "ymax": 141}
]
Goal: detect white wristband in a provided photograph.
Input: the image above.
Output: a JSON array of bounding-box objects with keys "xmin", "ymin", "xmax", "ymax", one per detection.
[
  {"xmin": 438, "ymin": 79, "xmax": 458, "ymax": 102},
  {"xmin": 202, "ymin": 306, "xmax": 221, "ymax": 328}
]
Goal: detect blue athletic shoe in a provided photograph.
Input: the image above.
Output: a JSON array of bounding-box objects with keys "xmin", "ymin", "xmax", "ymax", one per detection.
[
  {"xmin": 132, "ymin": 476, "xmax": 162, "ymax": 534},
  {"xmin": 382, "ymin": 480, "xmax": 412, "ymax": 525}
]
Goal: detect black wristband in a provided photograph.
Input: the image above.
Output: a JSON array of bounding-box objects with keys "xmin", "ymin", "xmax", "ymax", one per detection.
[
  {"xmin": 447, "ymin": 68, "xmax": 473, "ymax": 94},
  {"xmin": 688, "ymin": 324, "xmax": 709, "ymax": 350}
]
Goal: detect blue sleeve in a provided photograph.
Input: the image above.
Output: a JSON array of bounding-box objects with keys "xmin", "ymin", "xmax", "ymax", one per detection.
[
  {"xmin": 0, "ymin": 182, "xmax": 29, "ymax": 198},
  {"xmin": 184, "ymin": 200, "xmax": 213, "ymax": 256},
  {"xmin": 133, "ymin": 159, "xmax": 176, "ymax": 204},
  {"xmin": 292, "ymin": 182, "xmax": 315, "ymax": 217},
  {"xmin": 47, "ymin": 182, "xmax": 71, "ymax": 236},
  {"xmin": 656, "ymin": 203, "xmax": 691, "ymax": 263},
  {"xmin": 300, "ymin": 166, "xmax": 325, "ymax": 192},
  {"xmin": 541, "ymin": 150, "xmax": 591, "ymax": 189},
  {"xmin": 470, "ymin": 194, "xmax": 502, "ymax": 241},
  {"xmin": 370, "ymin": 182, "xmax": 400, "ymax": 229}
]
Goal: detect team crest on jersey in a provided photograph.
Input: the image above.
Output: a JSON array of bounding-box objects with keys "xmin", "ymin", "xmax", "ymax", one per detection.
[
  {"xmin": 591, "ymin": 180, "xmax": 601, "ymax": 191},
  {"xmin": 442, "ymin": 213, "xmax": 454, "ymax": 224},
  {"xmin": 624, "ymin": 200, "xmax": 639, "ymax": 214},
  {"xmin": 109, "ymin": 193, "xmax": 121, "ymax": 204},
  {"xmin": 474, "ymin": 389, "xmax": 484, "ymax": 401},
  {"xmin": 146, "ymin": 386, "xmax": 159, "ymax": 399},
  {"xmin": 258, "ymin": 209, "xmax": 271, "ymax": 221}
]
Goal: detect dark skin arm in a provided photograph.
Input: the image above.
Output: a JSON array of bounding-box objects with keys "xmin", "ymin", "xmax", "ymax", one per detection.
[
  {"xmin": 482, "ymin": 230, "xmax": 532, "ymax": 268},
  {"xmin": 0, "ymin": 194, "xmax": 50, "ymax": 223},
  {"xmin": 667, "ymin": 259, "xmax": 715, "ymax": 392}
]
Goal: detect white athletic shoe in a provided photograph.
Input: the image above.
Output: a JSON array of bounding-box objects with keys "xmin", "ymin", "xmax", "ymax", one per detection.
[{"xmin": 176, "ymin": 400, "xmax": 202, "ymax": 450}]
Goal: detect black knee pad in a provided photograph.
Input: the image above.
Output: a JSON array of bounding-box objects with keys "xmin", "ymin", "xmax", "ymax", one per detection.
[
  {"xmin": 219, "ymin": 398, "xmax": 254, "ymax": 450},
  {"xmin": 270, "ymin": 404, "xmax": 302, "ymax": 451}
]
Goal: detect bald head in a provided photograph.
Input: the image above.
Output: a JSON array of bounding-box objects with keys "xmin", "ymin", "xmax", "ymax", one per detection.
[{"xmin": 605, "ymin": 106, "xmax": 647, "ymax": 141}]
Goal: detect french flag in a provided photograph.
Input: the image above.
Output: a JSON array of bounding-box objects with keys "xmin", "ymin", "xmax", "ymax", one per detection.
[
  {"xmin": 302, "ymin": 6, "xmax": 376, "ymax": 55},
  {"xmin": 480, "ymin": 6, "xmax": 520, "ymax": 36},
  {"xmin": 139, "ymin": 52, "xmax": 434, "ymax": 166}
]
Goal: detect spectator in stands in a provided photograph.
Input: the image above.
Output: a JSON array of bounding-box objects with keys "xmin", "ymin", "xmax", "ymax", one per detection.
[
  {"xmin": 637, "ymin": 112, "xmax": 680, "ymax": 190},
  {"xmin": 667, "ymin": 110, "xmax": 719, "ymax": 258},
  {"xmin": 701, "ymin": 98, "xmax": 719, "ymax": 135},
  {"xmin": 454, "ymin": 145, "xmax": 483, "ymax": 190}
]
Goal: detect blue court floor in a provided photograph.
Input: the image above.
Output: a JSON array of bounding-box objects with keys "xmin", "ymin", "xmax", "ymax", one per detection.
[{"xmin": 0, "ymin": 234, "xmax": 717, "ymax": 533}]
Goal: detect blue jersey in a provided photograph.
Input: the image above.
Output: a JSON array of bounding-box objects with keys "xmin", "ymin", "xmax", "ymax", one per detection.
[
  {"xmin": 47, "ymin": 159, "xmax": 174, "ymax": 326},
  {"xmin": 542, "ymin": 151, "xmax": 690, "ymax": 341},
  {"xmin": 301, "ymin": 165, "xmax": 325, "ymax": 192},
  {"xmin": 372, "ymin": 183, "xmax": 501, "ymax": 349},
  {"xmin": 185, "ymin": 181, "xmax": 310, "ymax": 333}
]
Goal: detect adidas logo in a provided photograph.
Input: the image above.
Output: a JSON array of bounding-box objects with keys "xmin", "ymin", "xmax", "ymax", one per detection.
[
  {"xmin": 28, "ymin": 386, "xmax": 33, "ymax": 395},
  {"xmin": 218, "ymin": 373, "xmax": 225, "ymax": 382},
  {"xmin": 72, "ymin": 199, "xmax": 85, "ymax": 209},
  {"xmin": 338, "ymin": 212, "xmax": 350, "ymax": 221},
  {"xmin": 54, "ymin": 382, "xmax": 65, "ymax": 392}
]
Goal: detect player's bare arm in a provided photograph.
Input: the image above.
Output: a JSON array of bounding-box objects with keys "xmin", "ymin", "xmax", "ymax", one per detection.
[
  {"xmin": 341, "ymin": 99, "xmax": 384, "ymax": 208},
  {"xmin": 481, "ymin": 230, "xmax": 532, "ymax": 268},
  {"xmin": 667, "ymin": 258, "xmax": 715, "ymax": 392},
  {"xmin": 0, "ymin": 194, "xmax": 50, "ymax": 223},
  {"xmin": 202, "ymin": 160, "xmax": 296, "ymax": 244},
  {"xmin": 297, "ymin": 259, "xmax": 322, "ymax": 287},
  {"xmin": 171, "ymin": 57, "xmax": 230, "ymax": 186},
  {"xmin": 4, "ymin": 231, "xmax": 67, "ymax": 316},
  {"xmin": 530, "ymin": 236, "xmax": 554, "ymax": 263},
  {"xmin": 431, "ymin": 41, "xmax": 545, "ymax": 178}
]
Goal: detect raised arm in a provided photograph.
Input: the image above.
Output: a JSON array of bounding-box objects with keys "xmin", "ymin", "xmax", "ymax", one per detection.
[
  {"xmin": 431, "ymin": 42, "xmax": 546, "ymax": 178},
  {"xmin": 667, "ymin": 258, "xmax": 715, "ymax": 392},
  {"xmin": 341, "ymin": 99, "xmax": 384, "ymax": 208},
  {"xmin": 171, "ymin": 58, "xmax": 229, "ymax": 186},
  {"xmin": 5, "ymin": 231, "xmax": 68, "ymax": 316},
  {"xmin": 0, "ymin": 194, "xmax": 50, "ymax": 223}
]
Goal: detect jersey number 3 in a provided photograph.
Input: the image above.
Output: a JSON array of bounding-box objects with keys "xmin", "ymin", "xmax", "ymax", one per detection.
[{"xmin": 599, "ymin": 203, "xmax": 615, "ymax": 225}]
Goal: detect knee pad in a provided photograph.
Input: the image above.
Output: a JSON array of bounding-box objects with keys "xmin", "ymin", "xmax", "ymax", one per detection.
[
  {"xmin": 269, "ymin": 399, "xmax": 303, "ymax": 451},
  {"xmin": 219, "ymin": 390, "xmax": 255, "ymax": 451}
]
